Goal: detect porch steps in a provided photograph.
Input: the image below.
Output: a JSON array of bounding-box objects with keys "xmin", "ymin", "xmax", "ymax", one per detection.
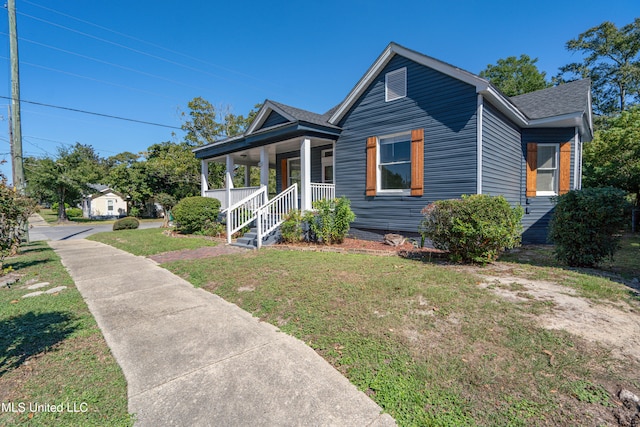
[{"xmin": 231, "ymin": 227, "xmax": 280, "ymax": 250}]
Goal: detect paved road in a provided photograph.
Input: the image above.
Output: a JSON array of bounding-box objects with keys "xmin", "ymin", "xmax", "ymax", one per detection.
[{"xmin": 28, "ymin": 214, "xmax": 162, "ymax": 241}]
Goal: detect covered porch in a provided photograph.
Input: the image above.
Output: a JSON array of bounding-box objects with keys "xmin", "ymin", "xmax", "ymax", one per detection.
[{"xmin": 194, "ymin": 135, "xmax": 337, "ymax": 247}]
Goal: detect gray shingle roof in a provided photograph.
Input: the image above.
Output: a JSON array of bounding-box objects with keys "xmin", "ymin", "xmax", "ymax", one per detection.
[
  {"xmin": 509, "ymin": 79, "xmax": 591, "ymax": 120},
  {"xmin": 268, "ymin": 100, "xmax": 340, "ymax": 129}
]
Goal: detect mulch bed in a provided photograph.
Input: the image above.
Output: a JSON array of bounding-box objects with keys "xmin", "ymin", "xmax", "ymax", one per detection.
[{"xmin": 271, "ymin": 238, "xmax": 446, "ymax": 259}]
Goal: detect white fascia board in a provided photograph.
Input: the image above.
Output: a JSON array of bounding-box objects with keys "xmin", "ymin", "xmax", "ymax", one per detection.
[
  {"xmin": 479, "ymin": 87, "xmax": 529, "ymax": 126},
  {"xmin": 246, "ymin": 100, "xmax": 297, "ymax": 134},
  {"xmin": 328, "ymin": 45, "xmax": 395, "ymax": 125},
  {"xmin": 328, "ymin": 42, "xmax": 522, "ymax": 126},
  {"xmin": 191, "ymin": 134, "xmax": 245, "ymax": 153},
  {"xmin": 526, "ymin": 112, "xmax": 584, "ymax": 128}
]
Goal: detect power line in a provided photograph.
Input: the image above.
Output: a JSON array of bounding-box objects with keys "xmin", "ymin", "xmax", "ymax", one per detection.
[
  {"xmin": 0, "ymin": 95, "xmax": 183, "ymax": 130},
  {"xmin": 0, "ymin": 33, "xmax": 214, "ymax": 93},
  {"xmin": 0, "ymin": 55, "xmax": 184, "ymax": 102},
  {"xmin": 21, "ymin": 0, "xmax": 281, "ymax": 89}
]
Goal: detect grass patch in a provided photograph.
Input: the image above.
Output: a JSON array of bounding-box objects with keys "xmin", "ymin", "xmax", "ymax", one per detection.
[
  {"xmin": 88, "ymin": 227, "xmax": 217, "ymax": 256},
  {"xmin": 161, "ymin": 249, "xmax": 636, "ymax": 426},
  {"xmin": 37, "ymin": 209, "xmax": 161, "ymax": 226},
  {"xmin": 0, "ymin": 243, "xmax": 132, "ymax": 426}
]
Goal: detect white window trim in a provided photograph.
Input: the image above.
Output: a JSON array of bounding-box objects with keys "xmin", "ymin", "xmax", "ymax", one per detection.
[
  {"xmin": 287, "ymin": 157, "xmax": 301, "ymax": 187},
  {"xmin": 536, "ymin": 143, "xmax": 559, "ymax": 196},
  {"xmin": 377, "ymin": 131, "xmax": 411, "ymax": 195},
  {"xmin": 385, "ymin": 67, "xmax": 407, "ymax": 102},
  {"xmin": 321, "ymin": 149, "xmax": 334, "ymax": 184}
]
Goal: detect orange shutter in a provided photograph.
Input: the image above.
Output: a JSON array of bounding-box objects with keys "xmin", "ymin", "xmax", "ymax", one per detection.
[
  {"xmin": 526, "ymin": 143, "xmax": 537, "ymax": 197},
  {"xmin": 366, "ymin": 137, "xmax": 377, "ymax": 196},
  {"xmin": 410, "ymin": 128, "xmax": 424, "ymax": 196},
  {"xmin": 280, "ymin": 158, "xmax": 288, "ymax": 189},
  {"xmin": 559, "ymin": 142, "xmax": 571, "ymax": 195}
]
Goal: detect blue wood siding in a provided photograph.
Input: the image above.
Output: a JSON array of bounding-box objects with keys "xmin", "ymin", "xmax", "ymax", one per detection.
[
  {"xmin": 482, "ymin": 102, "xmax": 522, "ymax": 205},
  {"xmin": 521, "ymin": 128, "xmax": 576, "ymax": 243},
  {"xmin": 335, "ymin": 55, "xmax": 478, "ymax": 233},
  {"xmin": 261, "ymin": 111, "xmax": 289, "ymax": 129}
]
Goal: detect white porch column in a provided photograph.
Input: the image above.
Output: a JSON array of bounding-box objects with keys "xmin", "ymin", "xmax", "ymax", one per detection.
[
  {"xmin": 260, "ymin": 146, "xmax": 270, "ymax": 189},
  {"xmin": 300, "ymin": 138, "xmax": 312, "ymax": 211},
  {"xmin": 200, "ymin": 160, "xmax": 209, "ymax": 196},
  {"xmin": 244, "ymin": 165, "xmax": 251, "ymax": 187},
  {"xmin": 225, "ymin": 155, "xmax": 234, "ymax": 186}
]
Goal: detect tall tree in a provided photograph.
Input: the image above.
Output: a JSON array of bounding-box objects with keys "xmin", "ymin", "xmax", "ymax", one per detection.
[
  {"xmin": 583, "ymin": 106, "xmax": 640, "ymax": 207},
  {"xmin": 144, "ymin": 141, "xmax": 202, "ymax": 201},
  {"xmin": 556, "ymin": 18, "xmax": 640, "ymax": 115},
  {"xmin": 25, "ymin": 143, "xmax": 103, "ymax": 221},
  {"xmin": 480, "ymin": 55, "xmax": 551, "ymax": 96},
  {"xmin": 105, "ymin": 154, "xmax": 152, "ymax": 214},
  {"xmin": 179, "ymin": 98, "xmax": 262, "ymax": 191}
]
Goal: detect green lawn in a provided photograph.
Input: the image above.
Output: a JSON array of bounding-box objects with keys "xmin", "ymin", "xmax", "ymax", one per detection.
[
  {"xmin": 0, "ymin": 243, "xmax": 132, "ymax": 426},
  {"xmin": 74, "ymin": 229, "xmax": 640, "ymax": 425},
  {"xmin": 161, "ymin": 248, "xmax": 639, "ymax": 426},
  {"xmin": 88, "ymin": 227, "xmax": 218, "ymax": 256}
]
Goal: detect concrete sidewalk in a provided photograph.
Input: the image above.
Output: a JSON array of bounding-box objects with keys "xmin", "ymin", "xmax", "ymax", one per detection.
[{"xmin": 49, "ymin": 239, "xmax": 395, "ymax": 427}]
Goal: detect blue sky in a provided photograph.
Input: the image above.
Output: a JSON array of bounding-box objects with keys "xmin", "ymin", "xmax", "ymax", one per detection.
[{"xmin": 1, "ymin": 0, "xmax": 638, "ymax": 183}]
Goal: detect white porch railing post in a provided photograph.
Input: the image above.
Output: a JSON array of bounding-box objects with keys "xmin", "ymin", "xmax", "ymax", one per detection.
[
  {"xmin": 300, "ymin": 138, "xmax": 312, "ymax": 212},
  {"xmin": 225, "ymin": 172, "xmax": 232, "ymax": 244},
  {"xmin": 256, "ymin": 208, "xmax": 263, "ymax": 249},
  {"xmin": 200, "ymin": 160, "xmax": 209, "ymax": 196},
  {"xmin": 260, "ymin": 146, "xmax": 270, "ymax": 189}
]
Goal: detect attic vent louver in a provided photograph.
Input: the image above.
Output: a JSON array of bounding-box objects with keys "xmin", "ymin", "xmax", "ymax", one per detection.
[{"xmin": 385, "ymin": 67, "xmax": 407, "ymax": 102}]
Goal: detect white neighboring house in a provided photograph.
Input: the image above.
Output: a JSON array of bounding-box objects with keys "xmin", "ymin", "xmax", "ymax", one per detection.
[{"xmin": 81, "ymin": 184, "xmax": 128, "ymax": 219}]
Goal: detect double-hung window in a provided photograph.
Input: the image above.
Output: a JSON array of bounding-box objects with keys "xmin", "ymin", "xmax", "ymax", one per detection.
[
  {"xmin": 366, "ymin": 129, "xmax": 423, "ymax": 196},
  {"xmin": 526, "ymin": 142, "xmax": 571, "ymax": 197},
  {"xmin": 536, "ymin": 144, "xmax": 558, "ymax": 195},
  {"xmin": 378, "ymin": 133, "xmax": 411, "ymax": 192}
]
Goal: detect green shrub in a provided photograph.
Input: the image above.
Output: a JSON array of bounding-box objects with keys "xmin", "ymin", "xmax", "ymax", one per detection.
[
  {"xmin": 113, "ymin": 217, "xmax": 140, "ymax": 231},
  {"xmin": 280, "ymin": 210, "xmax": 304, "ymax": 243},
  {"xmin": 51, "ymin": 202, "xmax": 70, "ymax": 211},
  {"xmin": 66, "ymin": 207, "xmax": 83, "ymax": 218},
  {"xmin": 202, "ymin": 219, "xmax": 225, "ymax": 237},
  {"xmin": 549, "ymin": 187, "xmax": 628, "ymax": 267},
  {"xmin": 172, "ymin": 196, "xmax": 221, "ymax": 235},
  {"xmin": 419, "ymin": 194, "xmax": 524, "ymax": 264},
  {"xmin": 129, "ymin": 206, "xmax": 141, "ymax": 218},
  {"xmin": 304, "ymin": 197, "xmax": 356, "ymax": 244}
]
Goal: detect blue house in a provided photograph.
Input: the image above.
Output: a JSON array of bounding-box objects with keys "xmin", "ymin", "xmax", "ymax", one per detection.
[{"xmin": 193, "ymin": 43, "xmax": 593, "ymax": 247}]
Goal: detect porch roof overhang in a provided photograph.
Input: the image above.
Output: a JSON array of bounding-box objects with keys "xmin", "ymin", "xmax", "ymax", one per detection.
[{"xmin": 193, "ymin": 121, "xmax": 341, "ymax": 160}]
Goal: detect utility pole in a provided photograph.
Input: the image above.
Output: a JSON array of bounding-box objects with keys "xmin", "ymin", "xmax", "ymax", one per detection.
[
  {"xmin": 7, "ymin": 0, "xmax": 25, "ymax": 194},
  {"xmin": 8, "ymin": 105, "xmax": 15, "ymax": 184}
]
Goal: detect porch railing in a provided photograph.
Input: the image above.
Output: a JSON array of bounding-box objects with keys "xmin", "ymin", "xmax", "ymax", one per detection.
[
  {"xmin": 310, "ymin": 183, "xmax": 335, "ymax": 204},
  {"xmin": 226, "ymin": 186, "xmax": 268, "ymax": 244},
  {"xmin": 205, "ymin": 187, "xmax": 261, "ymax": 212},
  {"xmin": 256, "ymin": 184, "xmax": 298, "ymax": 249}
]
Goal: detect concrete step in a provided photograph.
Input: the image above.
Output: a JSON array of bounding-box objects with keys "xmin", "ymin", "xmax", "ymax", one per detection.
[{"xmin": 231, "ymin": 227, "xmax": 280, "ymax": 249}]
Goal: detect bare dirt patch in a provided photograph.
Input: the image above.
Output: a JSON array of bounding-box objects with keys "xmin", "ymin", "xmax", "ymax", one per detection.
[{"xmin": 479, "ymin": 274, "xmax": 640, "ymax": 364}]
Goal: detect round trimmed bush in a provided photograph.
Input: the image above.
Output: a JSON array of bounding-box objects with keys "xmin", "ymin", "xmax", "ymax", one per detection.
[
  {"xmin": 549, "ymin": 187, "xmax": 629, "ymax": 267},
  {"xmin": 419, "ymin": 194, "xmax": 524, "ymax": 264},
  {"xmin": 172, "ymin": 196, "xmax": 221, "ymax": 234},
  {"xmin": 66, "ymin": 207, "xmax": 83, "ymax": 218},
  {"xmin": 113, "ymin": 217, "xmax": 140, "ymax": 231}
]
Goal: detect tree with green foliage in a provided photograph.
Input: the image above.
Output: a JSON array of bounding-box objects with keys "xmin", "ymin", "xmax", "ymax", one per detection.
[
  {"xmin": 104, "ymin": 152, "xmax": 153, "ymax": 214},
  {"xmin": 583, "ymin": 106, "xmax": 640, "ymax": 207},
  {"xmin": 180, "ymin": 98, "xmax": 262, "ymax": 192},
  {"xmin": 556, "ymin": 18, "xmax": 640, "ymax": 115},
  {"xmin": 479, "ymin": 55, "xmax": 551, "ymax": 96},
  {"xmin": 1, "ymin": 168, "xmax": 37, "ymax": 272},
  {"xmin": 25, "ymin": 143, "xmax": 104, "ymax": 222},
  {"xmin": 144, "ymin": 141, "xmax": 202, "ymax": 201}
]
